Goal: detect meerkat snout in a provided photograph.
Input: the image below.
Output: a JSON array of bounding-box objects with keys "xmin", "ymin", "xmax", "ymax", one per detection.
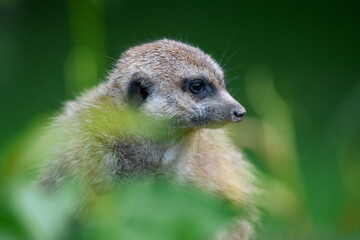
[
  {"xmin": 230, "ymin": 101, "xmax": 247, "ymax": 122},
  {"xmin": 199, "ymin": 89, "xmax": 246, "ymax": 125}
]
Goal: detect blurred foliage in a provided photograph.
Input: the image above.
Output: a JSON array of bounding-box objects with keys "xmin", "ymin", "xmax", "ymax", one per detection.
[
  {"xmin": 1, "ymin": 177, "xmax": 238, "ymax": 240},
  {"xmin": 1, "ymin": 0, "xmax": 360, "ymax": 239}
]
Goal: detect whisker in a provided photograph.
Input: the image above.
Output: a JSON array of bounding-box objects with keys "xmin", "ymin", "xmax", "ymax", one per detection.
[
  {"xmin": 219, "ymin": 37, "xmax": 233, "ymax": 66},
  {"xmin": 222, "ymin": 49, "xmax": 239, "ymax": 69},
  {"xmin": 224, "ymin": 64, "xmax": 245, "ymax": 74},
  {"xmin": 105, "ymin": 55, "xmax": 117, "ymax": 61},
  {"xmin": 226, "ymin": 75, "xmax": 244, "ymax": 84}
]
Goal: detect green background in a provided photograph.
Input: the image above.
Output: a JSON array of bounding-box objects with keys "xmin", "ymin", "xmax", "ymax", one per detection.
[{"xmin": 1, "ymin": 0, "xmax": 359, "ymax": 239}]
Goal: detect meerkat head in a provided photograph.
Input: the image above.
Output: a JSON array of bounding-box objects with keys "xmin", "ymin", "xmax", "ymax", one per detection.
[{"xmin": 108, "ymin": 39, "xmax": 246, "ymax": 128}]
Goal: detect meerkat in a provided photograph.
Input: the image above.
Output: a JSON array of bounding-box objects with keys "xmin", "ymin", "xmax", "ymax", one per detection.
[{"xmin": 40, "ymin": 39, "xmax": 259, "ymax": 239}]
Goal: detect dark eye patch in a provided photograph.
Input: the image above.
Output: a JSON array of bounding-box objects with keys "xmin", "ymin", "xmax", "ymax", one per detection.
[
  {"xmin": 127, "ymin": 77, "xmax": 151, "ymax": 107},
  {"xmin": 182, "ymin": 78, "xmax": 215, "ymax": 99}
]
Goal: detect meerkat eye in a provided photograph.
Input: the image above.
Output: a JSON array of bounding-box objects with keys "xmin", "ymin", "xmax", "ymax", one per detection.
[{"xmin": 189, "ymin": 80, "xmax": 205, "ymax": 94}]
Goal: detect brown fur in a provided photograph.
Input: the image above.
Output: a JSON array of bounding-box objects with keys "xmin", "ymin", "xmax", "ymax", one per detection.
[{"xmin": 40, "ymin": 39, "xmax": 258, "ymax": 239}]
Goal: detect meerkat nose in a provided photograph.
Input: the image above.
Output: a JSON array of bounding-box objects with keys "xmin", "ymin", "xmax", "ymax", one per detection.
[{"xmin": 231, "ymin": 108, "xmax": 246, "ymax": 122}]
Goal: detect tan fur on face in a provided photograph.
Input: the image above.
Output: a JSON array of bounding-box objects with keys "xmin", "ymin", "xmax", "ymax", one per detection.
[
  {"xmin": 40, "ymin": 39, "xmax": 258, "ymax": 240},
  {"xmin": 116, "ymin": 39, "xmax": 224, "ymax": 84}
]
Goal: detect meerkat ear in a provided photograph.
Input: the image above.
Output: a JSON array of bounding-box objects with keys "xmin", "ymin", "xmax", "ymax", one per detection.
[{"xmin": 127, "ymin": 78, "xmax": 150, "ymax": 106}]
